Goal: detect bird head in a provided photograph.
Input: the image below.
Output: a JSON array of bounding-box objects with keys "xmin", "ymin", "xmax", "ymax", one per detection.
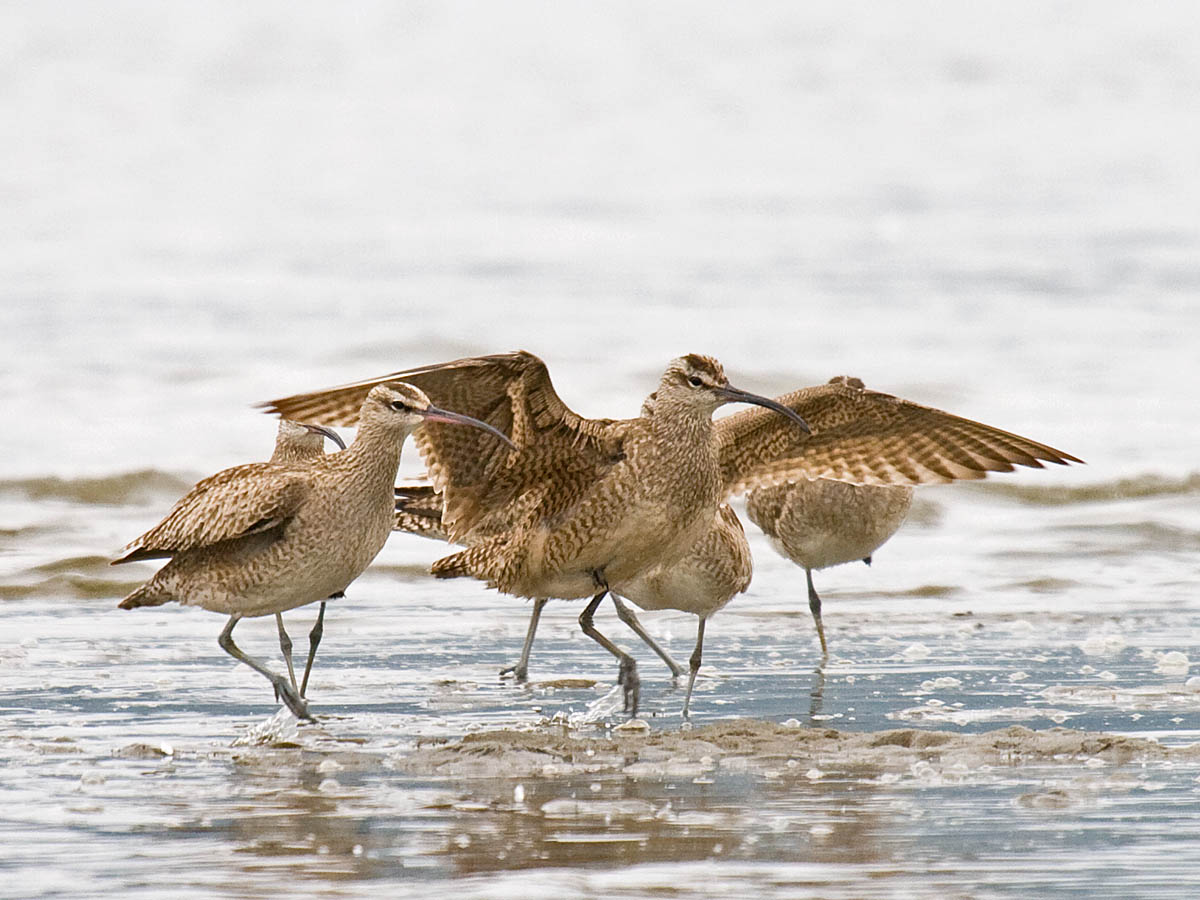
[
  {"xmin": 362, "ymin": 383, "xmax": 515, "ymax": 447},
  {"xmin": 655, "ymin": 355, "xmax": 810, "ymax": 432}
]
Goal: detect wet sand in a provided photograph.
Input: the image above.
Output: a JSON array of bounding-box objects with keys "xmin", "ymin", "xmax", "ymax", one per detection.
[{"xmin": 400, "ymin": 719, "xmax": 1200, "ymax": 779}]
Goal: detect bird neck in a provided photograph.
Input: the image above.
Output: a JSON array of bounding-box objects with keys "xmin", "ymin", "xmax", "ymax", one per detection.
[
  {"xmin": 646, "ymin": 394, "xmax": 715, "ymax": 449},
  {"xmin": 343, "ymin": 417, "xmax": 407, "ymax": 484}
]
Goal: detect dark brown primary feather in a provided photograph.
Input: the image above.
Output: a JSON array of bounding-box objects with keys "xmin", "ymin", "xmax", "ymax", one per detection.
[
  {"xmin": 111, "ymin": 463, "xmax": 312, "ymax": 564},
  {"xmin": 394, "ymin": 484, "xmax": 441, "ymax": 514},
  {"xmin": 717, "ymin": 376, "xmax": 1083, "ymax": 495},
  {"xmin": 264, "ymin": 351, "xmax": 629, "ymax": 540},
  {"xmin": 394, "ymin": 484, "xmax": 451, "ymax": 541}
]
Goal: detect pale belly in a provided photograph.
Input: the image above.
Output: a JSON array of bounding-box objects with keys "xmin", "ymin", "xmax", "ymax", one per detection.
[
  {"xmin": 773, "ymin": 517, "xmax": 902, "ymax": 571},
  {"xmin": 753, "ymin": 480, "xmax": 914, "ymax": 571},
  {"xmin": 519, "ymin": 501, "xmax": 712, "ymax": 601},
  {"xmin": 152, "ymin": 509, "xmax": 393, "ymax": 618},
  {"xmin": 618, "ymin": 565, "xmax": 725, "ymax": 614}
]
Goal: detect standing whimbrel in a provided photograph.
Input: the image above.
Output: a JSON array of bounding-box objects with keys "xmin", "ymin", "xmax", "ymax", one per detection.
[
  {"xmin": 389, "ymin": 389, "xmax": 756, "ymax": 718},
  {"xmin": 392, "ymin": 482, "xmax": 752, "ymax": 715},
  {"xmin": 263, "ymin": 351, "xmax": 810, "ymax": 714},
  {"xmin": 267, "ymin": 420, "xmax": 345, "ymax": 698},
  {"xmin": 611, "ymin": 503, "xmax": 753, "ymax": 717},
  {"xmin": 743, "ymin": 377, "xmax": 912, "ymax": 655},
  {"xmin": 113, "ymin": 384, "xmax": 511, "ymax": 719},
  {"xmin": 606, "ymin": 372, "xmax": 1078, "ymax": 713},
  {"xmin": 716, "ymin": 372, "xmax": 1082, "ymax": 658},
  {"xmin": 264, "ymin": 351, "xmax": 1081, "ymax": 714},
  {"xmin": 746, "ymin": 477, "xmax": 910, "ymax": 654},
  {"xmin": 270, "ymin": 419, "xmax": 346, "ymax": 464}
]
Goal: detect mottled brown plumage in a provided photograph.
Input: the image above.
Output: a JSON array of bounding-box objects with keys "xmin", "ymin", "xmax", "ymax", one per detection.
[
  {"xmin": 114, "ymin": 385, "xmax": 507, "ymax": 719},
  {"xmin": 716, "ymin": 375, "xmax": 1081, "ymax": 495},
  {"xmin": 270, "ymin": 352, "xmax": 1082, "ymax": 714},
  {"xmin": 392, "ymin": 484, "xmax": 451, "ymax": 541},
  {"xmin": 266, "ymin": 351, "xmax": 804, "ymax": 601},
  {"xmin": 726, "ymin": 373, "xmax": 1081, "ymax": 654},
  {"xmin": 613, "ymin": 503, "xmax": 752, "ymax": 716},
  {"xmin": 266, "ymin": 351, "xmax": 810, "ymax": 713},
  {"xmin": 392, "ymin": 482, "xmax": 751, "ymax": 715},
  {"xmin": 267, "ymin": 420, "xmax": 346, "ymax": 697},
  {"xmin": 745, "ymin": 475, "xmax": 912, "ymax": 655},
  {"xmin": 269, "ymin": 420, "xmax": 345, "ymax": 465}
]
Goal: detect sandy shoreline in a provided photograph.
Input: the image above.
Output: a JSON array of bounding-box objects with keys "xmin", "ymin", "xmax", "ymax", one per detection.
[{"xmin": 399, "ymin": 718, "xmax": 1200, "ymax": 779}]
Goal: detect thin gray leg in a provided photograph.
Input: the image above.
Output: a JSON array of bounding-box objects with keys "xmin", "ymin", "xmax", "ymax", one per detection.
[
  {"xmin": 579, "ymin": 588, "xmax": 639, "ymax": 716},
  {"xmin": 807, "ymin": 568, "xmax": 828, "ymax": 656},
  {"xmin": 611, "ymin": 593, "xmax": 684, "ymax": 677},
  {"xmin": 276, "ymin": 613, "xmax": 298, "ymax": 693},
  {"xmin": 501, "ymin": 598, "xmax": 547, "ymax": 682},
  {"xmin": 300, "ymin": 598, "xmax": 332, "ymax": 698},
  {"xmin": 682, "ymin": 616, "xmax": 706, "ymax": 719},
  {"xmin": 219, "ymin": 614, "xmax": 311, "ymax": 720}
]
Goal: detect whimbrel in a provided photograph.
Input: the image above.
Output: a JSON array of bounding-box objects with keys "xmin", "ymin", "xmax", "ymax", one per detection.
[
  {"xmin": 389, "ymin": 392, "xmax": 755, "ymax": 717},
  {"xmin": 113, "ymin": 384, "xmax": 510, "ymax": 719},
  {"xmin": 611, "ymin": 503, "xmax": 752, "ymax": 716},
  {"xmin": 717, "ymin": 372, "xmax": 1082, "ymax": 660},
  {"xmin": 270, "ymin": 419, "xmax": 345, "ymax": 463},
  {"xmin": 746, "ymin": 478, "xmax": 909, "ymax": 654},
  {"xmin": 606, "ymin": 370, "xmax": 1078, "ymax": 712},
  {"xmin": 264, "ymin": 351, "xmax": 1082, "ymax": 714},
  {"xmin": 744, "ymin": 377, "xmax": 913, "ymax": 655},
  {"xmin": 392, "ymin": 482, "xmax": 751, "ymax": 715},
  {"xmin": 264, "ymin": 352, "xmax": 810, "ymax": 714},
  {"xmin": 267, "ymin": 419, "xmax": 346, "ymax": 698}
]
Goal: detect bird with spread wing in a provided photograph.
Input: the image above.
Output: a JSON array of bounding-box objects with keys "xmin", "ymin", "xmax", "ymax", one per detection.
[{"xmin": 263, "ymin": 351, "xmax": 1080, "ymax": 715}]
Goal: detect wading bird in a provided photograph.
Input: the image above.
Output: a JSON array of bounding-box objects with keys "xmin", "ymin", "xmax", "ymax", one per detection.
[
  {"xmin": 265, "ymin": 352, "xmax": 1081, "ymax": 715},
  {"xmin": 114, "ymin": 385, "xmax": 510, "ymax": 719}
]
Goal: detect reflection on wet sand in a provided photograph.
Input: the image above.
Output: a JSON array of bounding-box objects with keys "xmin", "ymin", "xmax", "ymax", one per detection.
[
  {"xmin": 111, "ymin": 710, "xmax": 1200, "ymax": 892},
  {"xmin": 222, "ymin": 748, "xmax": 389, "ymax": 882},
  {"xmin": 166, "ymin": 723, "xmax": 897, "ymax": 883},
  {"xmin": 435, "ymin": 771, "xmax": 889, "ymax": 876},
  {"xmin": 809, "ymin": 662, "xmax": 826, "ymax": 724}
]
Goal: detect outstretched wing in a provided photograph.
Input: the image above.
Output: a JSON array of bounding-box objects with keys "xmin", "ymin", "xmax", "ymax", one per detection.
[
  {"xmin": 718, "ymin": 377, "xmax": 1082, "ymax": 495},
  {"xmin": 263, "ymin": 351, "xmax": 628, "ymax": 539},
  {"xmin": 394, "ymin": 484, "xmax": 451, "ymax": 543},
  {"xmin": 112, "ymin": 463, "xmax": 312, "ymax": 564}
]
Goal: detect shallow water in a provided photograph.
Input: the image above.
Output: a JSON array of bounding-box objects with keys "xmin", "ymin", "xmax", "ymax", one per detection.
[{"xmin": 4, "ymin": 1, "xmax": 1200, "ymax": 897}]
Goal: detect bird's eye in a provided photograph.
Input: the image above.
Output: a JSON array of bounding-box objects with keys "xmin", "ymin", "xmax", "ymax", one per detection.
[
  {"xmin": 390, "ymin": 400, "xmax": 410, "ymax": 412},
  {"xmin": 687, "ymin": 376, "xmax": 703, "ymax": 387}
]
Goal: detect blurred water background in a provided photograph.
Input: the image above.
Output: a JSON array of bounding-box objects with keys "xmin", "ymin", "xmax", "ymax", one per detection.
[{"xmin": 3, "ymin": 1, "xmax": 1200, "ymax": 897}]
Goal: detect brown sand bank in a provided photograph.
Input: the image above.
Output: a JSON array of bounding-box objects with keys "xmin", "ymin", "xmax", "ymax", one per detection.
[{"xmin": 401, "ymin": 719, "xmax": 1200, "ymax": 779}]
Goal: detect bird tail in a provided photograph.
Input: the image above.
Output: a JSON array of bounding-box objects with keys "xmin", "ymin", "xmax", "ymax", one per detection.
[
  {"xmin": 431, "ymin": 549, "xmax": 475, "ymax": 579},
  {"xmin": 394, "ymin": 485, "xmax": 451, "ymax": 542},
  {"xmin": 118, "ymin": 582, "xmax": 171, "ymax": 610},
  {"xmin": 431, "ymin": 536, "xmax": 510, "ymax": 583}
]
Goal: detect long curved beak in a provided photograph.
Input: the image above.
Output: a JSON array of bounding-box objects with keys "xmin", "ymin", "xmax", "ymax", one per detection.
[
  {"xmin": 419, "ymin": 404, "xmax": 517, "ymax": 449},
  {"xmin": 302, "ymin": 423, "xmax": 347, "ymax": 450},
  {"xmin": 715, "ymin": 384, "xmax": 811, "ymax": 433}
]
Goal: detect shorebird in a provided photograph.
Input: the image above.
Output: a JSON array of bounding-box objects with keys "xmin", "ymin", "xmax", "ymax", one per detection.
[
  {"xmin": 610, "ymin": 503, "xmax": 752, "ymax": 716},
  {"xmin": 113, "ymin": 384, "xmax": 510, "ymax": 719},
  {"xmin": 267, "ymin": 420, "xmax": 345, "ymax": 698},
  {"xmin": 264, "ymin": 351, "xmax": 809, "ymax": 714},
  {"xmin": 746, "ymin": 477, "xmax": 909, "ymax": 654},
  {"xmin": 744, "ymin": 377, "xmax": 913, "ymax": 655},
  {"xmin": 270, "ymin": 419, "xmax": 345, "ymax": 464},
  {"xmin": 716, "ymin": 372, "xmax": 1082, "ymax": 658},
  {"xmin": 388, "ymin": 388, "xmax": 755, "ymax": 717},
  {"xmin": 264, "ymin": 351, "xmax": 1082, "ymax": 714},
  {"xmin": 392, "ymin": 481, "xmax": 751, "ymax": 716}
]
